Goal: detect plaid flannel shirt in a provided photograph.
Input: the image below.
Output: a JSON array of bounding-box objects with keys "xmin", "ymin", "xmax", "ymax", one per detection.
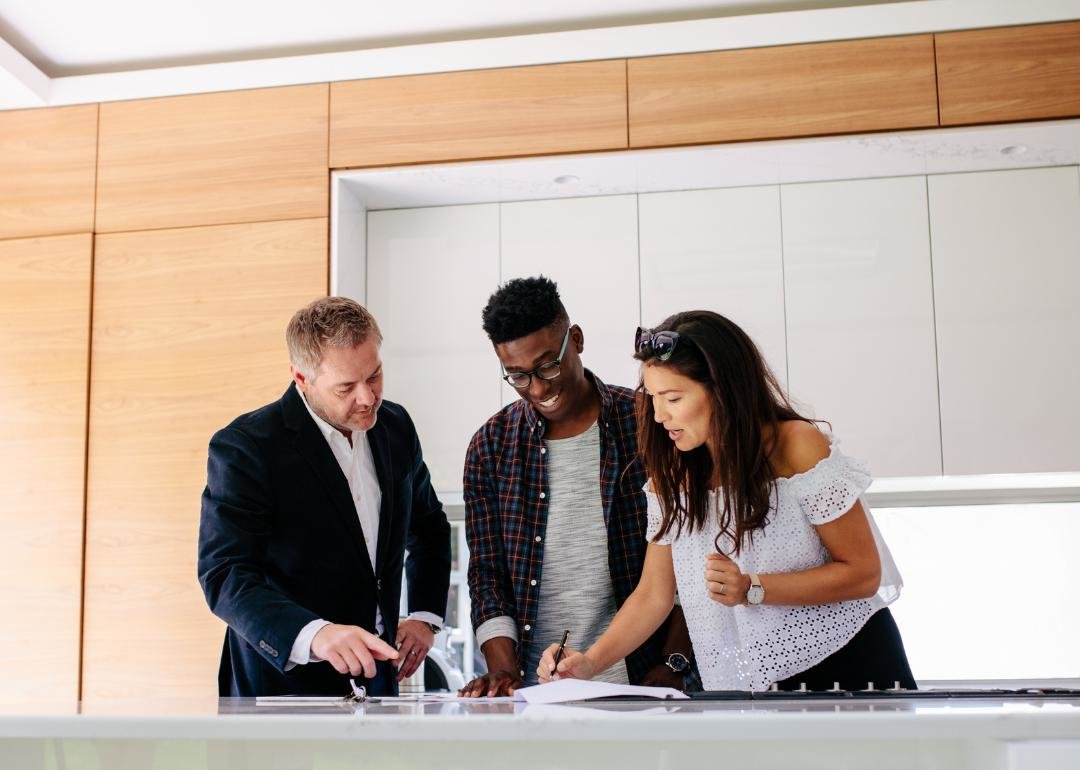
[{"xmin": 464, "ymin": 371, "xmax": 665, "ymax": 683}]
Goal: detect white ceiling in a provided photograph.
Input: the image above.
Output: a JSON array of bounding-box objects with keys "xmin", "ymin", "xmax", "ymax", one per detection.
[
  {"xmin": 0, "ymin": 0, "xmax": 895, "ymax": 76},
  {"xmin": 1, "ymin": 0, "xmax": 1078, "ymax": 110}
]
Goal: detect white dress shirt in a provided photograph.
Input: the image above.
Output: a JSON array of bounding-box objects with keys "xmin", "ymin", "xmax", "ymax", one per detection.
[{"xmin": 287, "ymin": 385, "xmax": 442, "ymax": 668}]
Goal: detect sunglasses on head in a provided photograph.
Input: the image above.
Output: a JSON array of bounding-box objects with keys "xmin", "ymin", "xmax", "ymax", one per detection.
[{"xmin": 635, "ymin": 327, "xmax": 681, "ymax": 361}]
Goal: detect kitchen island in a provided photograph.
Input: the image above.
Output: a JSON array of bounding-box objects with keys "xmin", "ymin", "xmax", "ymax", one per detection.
[{"xmin": 2, "ymin": 692, "xmax": 1079, "ymax": 770}]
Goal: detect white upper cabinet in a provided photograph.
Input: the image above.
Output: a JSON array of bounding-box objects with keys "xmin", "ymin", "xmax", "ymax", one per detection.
[
  {"xmin": 929, "ymin": 166, "xmax": 1080, "ymax": 475},
  {"xmin": 362, "ymin": 164, "xmax": 1080, "ymax": 492},
  {"xmin": 638, "ymin": 186, "xmax": 788, "ymax": 384},
  {"xmin": 500, "ymin": 195, "xmax": 642, "ymax": 397},
  {"xmin": 782, "ymin": 176, "xmax": 942, "ymax": 477},
  {"xmin": 367, "ymin": 204, "xmax": 501, "ymax": 493}
]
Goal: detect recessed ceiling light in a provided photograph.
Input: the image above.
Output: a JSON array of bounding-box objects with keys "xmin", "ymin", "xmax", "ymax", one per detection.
[
  {"xmin": 1000, "ymin": 144, "xmax": 1028, "ymax": 156},
  {"xmin": 554, "ymin": 175, "xmax": 580, "ymax": 185}
]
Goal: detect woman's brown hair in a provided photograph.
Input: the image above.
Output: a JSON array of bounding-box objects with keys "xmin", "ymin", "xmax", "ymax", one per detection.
[{"xmin": 635, "ymin": 310, "xmax": 813, "ymax": 554}]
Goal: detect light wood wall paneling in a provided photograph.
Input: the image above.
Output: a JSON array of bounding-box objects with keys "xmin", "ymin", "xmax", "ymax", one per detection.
[
  {"xmin": 95, "ymin": 85, "xmax": 329, "ymax": 234},
  {"xmin": 0, "ymin": 105, "xmax": 97, "ymax": 240},
  {"xmin": 628, "ymin": 35, "xmax": 939, "ymax": 149},
  {"xmin": 0, "ymin": 233, "xmax": 92, "ymax": 701},
  {"xmin": 82, "ymin": 218, "xmax": 328, "ymax": 703},
  {"xmin": 936, "ymin": 21, "xmax": 1080, "ymax": 126},
  {"xmin": 329, "ymin": 60, "xmax": 628, "ymax": 168}
]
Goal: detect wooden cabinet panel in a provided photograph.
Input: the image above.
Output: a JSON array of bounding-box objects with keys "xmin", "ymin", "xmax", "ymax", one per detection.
[
  {"xmin": 629, "ymin": 35, "xmax": 938, "ymax": 148},
  {"xmin": 330, "ymin": 61, "xmax": 627, "ymax": 168},
  {"xmin": 0, "ymin": 233, "xmax": 92, "ymax": 700},
  {"xmin": 0, "ymin": 105, "xmax": 97, "ymax": 240},
  {"xmin": 928, "ymin": 166, "xmax": 1080, "ymax": 475},
  {"xmin": 936, "ymin": 21, "xmax": 1080, "ymax": 126},
  {"xmin": 83, "ymin": 219, "xmax": 327, "ymax": 703},
  {"xmin": 96, "ymin": 85, "xmax": 329, "ymax": 233}
]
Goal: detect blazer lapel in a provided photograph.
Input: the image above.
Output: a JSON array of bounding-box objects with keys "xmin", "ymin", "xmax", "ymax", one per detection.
[
  {"xmin": 366, "ymin": 416, "xmax": 395, "ymax": 575},
  {"xmin": 281, "ymin": 386, "xmax": 376, "ymax": 582}
]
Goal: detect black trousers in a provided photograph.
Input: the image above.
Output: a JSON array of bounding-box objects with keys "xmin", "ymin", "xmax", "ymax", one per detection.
[{"xmin": 776, "ymin": 608, "xmax": 917, "ymax": 691}]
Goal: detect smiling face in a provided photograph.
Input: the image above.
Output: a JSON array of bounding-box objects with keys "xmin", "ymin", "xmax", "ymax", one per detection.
[
  {"xmin": 642, "ymin": 361, "xmax": 715, "ymax": 456},
  {"xmin": 494, "ymin": 322, "xmax": 590, "ymax": 424},
  {"xmin": 291, "ymin": 337, "xmax": 383, "ymax": 434}
]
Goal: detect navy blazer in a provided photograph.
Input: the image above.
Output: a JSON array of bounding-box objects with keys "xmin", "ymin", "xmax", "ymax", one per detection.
[{"xmin": 198, "ymin": 385, "xmax": 451, "ymax": 697}]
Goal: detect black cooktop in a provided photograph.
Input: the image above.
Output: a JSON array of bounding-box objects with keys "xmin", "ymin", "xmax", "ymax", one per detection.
[{"xmin": 689, "ymin": 687, "xmax": 1080, "ymax": 700}]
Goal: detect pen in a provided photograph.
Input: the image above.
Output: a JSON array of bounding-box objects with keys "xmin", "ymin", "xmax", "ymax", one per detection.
[{"xmin": 551, "ymin": 629, "xmax": 570, "ymax": 678}]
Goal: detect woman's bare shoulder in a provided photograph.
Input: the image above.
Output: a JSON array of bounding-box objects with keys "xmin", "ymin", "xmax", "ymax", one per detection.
[{"xmin": 774, "ymin": 421, "xmax": 831, "ymax": 478}]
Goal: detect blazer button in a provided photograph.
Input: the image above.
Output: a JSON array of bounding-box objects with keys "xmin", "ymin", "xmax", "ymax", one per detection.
[{"xmin": 377, "ymin": 579, "xmax": 383, "ymax": 590}]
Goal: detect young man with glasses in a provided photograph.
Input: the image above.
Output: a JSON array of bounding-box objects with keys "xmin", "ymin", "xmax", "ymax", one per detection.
[{"xmin": 458, "ymin": 276, "xmax": 692, "ymax": 697}]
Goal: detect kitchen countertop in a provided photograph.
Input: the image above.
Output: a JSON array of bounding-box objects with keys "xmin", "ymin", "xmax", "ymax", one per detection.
[{"xmin": 3, "ymin": 693, "xmax": 1079, "ymax": 770}]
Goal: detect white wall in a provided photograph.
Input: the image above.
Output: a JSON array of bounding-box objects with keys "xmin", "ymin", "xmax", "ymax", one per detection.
[{"xmin": 875, "ymin": 501, "xmax": 1080, "ymax": 681}]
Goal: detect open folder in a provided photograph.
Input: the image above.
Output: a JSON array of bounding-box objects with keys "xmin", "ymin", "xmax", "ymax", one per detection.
[{"xmin": 513, "ymin": 678, "xmax": 688, "ymax": 704}]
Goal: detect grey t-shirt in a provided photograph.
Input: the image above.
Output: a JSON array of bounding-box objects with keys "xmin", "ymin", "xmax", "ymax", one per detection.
[{"xmin": 525, "ymin": 422, "xmax": 629, "ymax": 685}]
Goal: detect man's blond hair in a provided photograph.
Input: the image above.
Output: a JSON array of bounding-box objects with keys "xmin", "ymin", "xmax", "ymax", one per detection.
[{"xmin": 286, "ymin": 297, "xmax": 382, "ymax": 378}]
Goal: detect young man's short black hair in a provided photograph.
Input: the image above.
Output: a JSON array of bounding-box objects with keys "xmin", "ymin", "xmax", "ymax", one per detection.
[{"xmin": 481, "ymin": 276, "xmax": 568, "ymax": 345}]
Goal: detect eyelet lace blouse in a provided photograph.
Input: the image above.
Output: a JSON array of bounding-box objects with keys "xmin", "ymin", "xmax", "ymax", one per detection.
[{"xmin": 646, "ymin": 435, "xmax": 902, "ymax": 691}]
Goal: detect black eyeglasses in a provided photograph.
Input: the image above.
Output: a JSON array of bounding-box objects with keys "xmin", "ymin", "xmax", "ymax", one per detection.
[
  {"xmin": 635, "ymin": 327, "xmax": 681, "ymax": 361},
  {"xmin": 502, "ymin": 326, "xmax": 571, "ymax": 389}
]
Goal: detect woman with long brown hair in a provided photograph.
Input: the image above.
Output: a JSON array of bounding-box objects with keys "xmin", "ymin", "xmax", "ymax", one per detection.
[{"xmin": 538, "ymin": 310, "xmax": 915, "ymax": 691}]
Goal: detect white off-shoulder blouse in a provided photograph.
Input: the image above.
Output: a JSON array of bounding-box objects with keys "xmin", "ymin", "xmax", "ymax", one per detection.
[{"xmin": 646, "ymin": 435, "xmax": 902, "ymax": 691}]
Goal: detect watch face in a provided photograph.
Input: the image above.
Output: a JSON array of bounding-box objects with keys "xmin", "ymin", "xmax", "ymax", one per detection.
[
  {"xmin": 666, "ymin": 653, "xmax": 690, "ymax": 673},
  {"xmin": 747, "ymin": 585, "xmax": 765, "ymax": 605}
]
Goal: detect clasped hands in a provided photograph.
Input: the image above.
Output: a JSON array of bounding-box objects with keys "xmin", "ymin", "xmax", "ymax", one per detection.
[
  {"xmin": 311, "ymin": 618, "xmax": 435, "ymax": 682},
  {"xmin": 705, "ymin": 551, "xmax": 751, "ymax": 607}
]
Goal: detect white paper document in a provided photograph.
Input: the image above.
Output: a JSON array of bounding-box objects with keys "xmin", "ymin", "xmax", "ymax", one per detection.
[
  {"xmin": 255, "ymin": 695, "xmax": 347, "ymax": 706},
  {"xmin": 513, "ymin": 678, "xmax": 688, "ymax": 704}
]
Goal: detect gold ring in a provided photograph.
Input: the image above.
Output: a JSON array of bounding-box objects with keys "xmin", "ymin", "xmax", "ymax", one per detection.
[{"xmin": 719, "ymin": 584, "xmax": 726, "ymax": 595}]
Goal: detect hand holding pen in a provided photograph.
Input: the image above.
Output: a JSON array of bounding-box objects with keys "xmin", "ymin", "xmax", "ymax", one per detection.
[{"xmin": 537, "ymin": 630, "xmax": 599, "ymax": 683}]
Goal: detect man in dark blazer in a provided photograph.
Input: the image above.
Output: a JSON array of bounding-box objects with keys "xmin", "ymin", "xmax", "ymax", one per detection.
[{"xmin": 198, "ymin": 297, "xmax": 451, "ymax": 697}]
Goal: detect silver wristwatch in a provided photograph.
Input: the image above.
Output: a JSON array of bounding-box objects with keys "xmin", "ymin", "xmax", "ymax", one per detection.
[{"xmin": 746, "ymin": 572, "xmax": 765, "ymax": 605}]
